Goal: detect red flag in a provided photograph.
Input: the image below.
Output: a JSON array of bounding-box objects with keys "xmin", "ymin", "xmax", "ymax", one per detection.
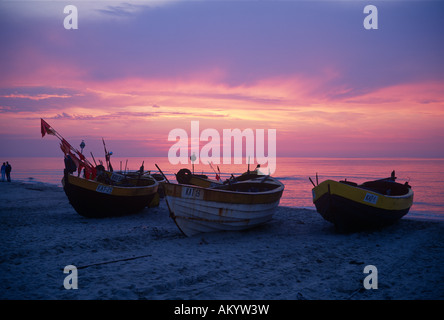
[
  {"xmin": 41, "ymin": 119, "xmax": 55, "ymax": 137},
  {"xmin": 84, "ymin": 166, "xmax": 97, "ymax": 180},
  {"xmin": 78, "ymin": 152, "xmax": 86, "ymax": 161},
  {"xmin": 43, "ymin": 119, "xmax": 95, "ymax": 178},
  {"xmin": 60, "ymin": 139, "xmax": 71, "ymax": 155},
  {"xmin": 64, "ymin": 150, "xmax": 81, "ymax": 169},
  {"xmin": 77, "ymin": 160, "xmax": 85, "ymax": 176}
]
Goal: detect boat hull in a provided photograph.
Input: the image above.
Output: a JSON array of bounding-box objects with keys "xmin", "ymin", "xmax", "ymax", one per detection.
[
  {"xmin": 164, "ymin": 178, "xmax": 284, "ymax": 237},
  {"xmin": 312, "ymin": 179, "xmax": 413, "ymax": 232},
  {"xmin": 62, "ymin": 173, "xmax": 158, "ymax": 218}
]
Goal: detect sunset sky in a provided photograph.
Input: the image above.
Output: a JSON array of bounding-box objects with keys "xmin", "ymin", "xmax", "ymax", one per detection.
[{"xmin": 1, "ymin": 0, "xmax": 443, "ymax": 160}]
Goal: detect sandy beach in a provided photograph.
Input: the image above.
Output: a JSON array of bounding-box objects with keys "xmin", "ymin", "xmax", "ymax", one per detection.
[{"xmin": 0, "ymin": 180, "xmax": 443, "ymax": 301}]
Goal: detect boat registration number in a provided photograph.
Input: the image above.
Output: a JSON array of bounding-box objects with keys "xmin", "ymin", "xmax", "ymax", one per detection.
[
  {"xmin": 96, "ymin": 184, "xmax": 113, "ymax": 194},
  {"xmin": 110, "ymin": 173, "xmax": 125, "ymax": 182},
  {"xmin": 182, "ymin": 186, "xmax": 204, "ymax": 200},
  {"xmin": 363, "ymin": 193, "xmax": 378, "ymax": 204}
]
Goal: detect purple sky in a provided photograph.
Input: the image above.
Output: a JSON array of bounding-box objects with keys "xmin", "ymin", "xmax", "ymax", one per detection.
[{"xmin": 1, "ymin": 1, "xmax": 443, "ymax": 158}]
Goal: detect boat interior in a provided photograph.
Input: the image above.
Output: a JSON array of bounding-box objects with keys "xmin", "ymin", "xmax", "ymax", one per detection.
[
  {"xmin": 340, "ymin": 179, "xmax": 411, "ymax": 196},
  {"xmin": 212, "ymin": 176, "xmax": 283, "ymax": 193},
  {"xmin": 97, "ymin": 171, "xmax": 157, "ymax": 187}
]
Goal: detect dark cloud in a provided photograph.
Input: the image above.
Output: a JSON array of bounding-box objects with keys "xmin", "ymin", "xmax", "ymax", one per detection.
[{"xmin": 0, "ymin": 87, "xmax": 95, "ymax": 112}]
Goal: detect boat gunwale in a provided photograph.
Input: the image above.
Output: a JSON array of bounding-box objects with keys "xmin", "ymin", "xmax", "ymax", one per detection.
[
  {"xmin": 314, "ymin": 179, "xmax": 413, "ymax": 199},
  {"xmin": 65, "ymin": 173, "xmax": 159, "ymax": 196},
  {"xmin": 166, "ymin": 178, "xmax": 284, "ymax": 197}
]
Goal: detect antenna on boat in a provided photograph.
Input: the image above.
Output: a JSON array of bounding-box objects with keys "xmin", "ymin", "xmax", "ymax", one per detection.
[
  {"xmin": 190, "ymin": 153, "xmax": 197, "ymax": 174},
  {"xmin": 208, "ymin": 162, "xmax": 221, "ymax": 181},
  {"xmin": 391, "ymin": 170, "xmax": 396, "ymax": 181},
  {"xmin": 309, "ymin": 177, "xmax": 316, "ymax": 187},
  {"xmin": 90, "ymin": 152, "xmax": 97, "ymax": 166},
  {"xmin": 102, "ymin": 137, "xmax": 113, "ymax": 172},
  {"xmin": 155, "ymin": 164, "xmax": 169, "ymax": 183},
  {"xmin": 247, "ymin": 156, "xmax": 250, "ymax": 173},
  {"xmin": 316, "ymin": 172, "xmax": 319, "ymax": 185}
]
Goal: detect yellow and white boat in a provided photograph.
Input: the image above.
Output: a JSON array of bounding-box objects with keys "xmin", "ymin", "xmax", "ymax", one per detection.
[{"xmin": 164, "ymin": 175, "xmax": 284, "ymax": 237}]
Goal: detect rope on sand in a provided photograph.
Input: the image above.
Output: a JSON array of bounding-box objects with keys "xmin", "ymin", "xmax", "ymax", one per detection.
[{"xmin": 67, "ymin": 254, "xmax": 153, "ymax": 270}]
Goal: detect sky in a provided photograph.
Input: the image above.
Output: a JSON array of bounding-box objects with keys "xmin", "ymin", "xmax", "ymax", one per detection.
[{"xmin": 1, "ymin": 0, "xmax": 443, "ymax": 160}]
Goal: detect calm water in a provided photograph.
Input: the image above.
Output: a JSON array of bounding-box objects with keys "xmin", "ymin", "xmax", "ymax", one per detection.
[{"xmin": 5, "ymin": 157, "xmax": 444, "ymax": 221}]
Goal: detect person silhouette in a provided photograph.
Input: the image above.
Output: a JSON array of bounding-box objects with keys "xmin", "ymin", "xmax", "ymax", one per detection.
[
  {"xmin": 1, "ymin": 162, "xmax": 5, "ymax": 182},
  {"xmin": 5, "ymin": 161, "xmax": 12, "ymax": 182}
]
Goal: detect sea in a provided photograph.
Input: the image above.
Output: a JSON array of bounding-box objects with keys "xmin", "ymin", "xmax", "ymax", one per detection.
[{"xmin": 4, "ymin": 157, "xmax": 444, "ymax": 221}]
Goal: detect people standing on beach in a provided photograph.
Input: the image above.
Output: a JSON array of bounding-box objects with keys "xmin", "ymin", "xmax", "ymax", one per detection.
[
  {"xmin": 1, "ymin": 162, "xmax": 5, "ymax": 182},
  {"xmin": 5, "ymin": 162, "xmax": 12, "ymax": 182}
]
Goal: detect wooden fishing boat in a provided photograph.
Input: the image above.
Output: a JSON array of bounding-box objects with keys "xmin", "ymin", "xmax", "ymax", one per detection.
[
  {"xmin": 41, "ymin": 118, "xmax": 159, "ymax": 218},
  {"xmin": 311, "ymin": 171, "xmax": 413, "ymax": 232},
  {"xmin": 164, "ymin": 175, "xmax": 285, "ymax": 237},
  {"xmin": 62, "ymin": 171, "xmax": 158, "ymax": 218}
]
